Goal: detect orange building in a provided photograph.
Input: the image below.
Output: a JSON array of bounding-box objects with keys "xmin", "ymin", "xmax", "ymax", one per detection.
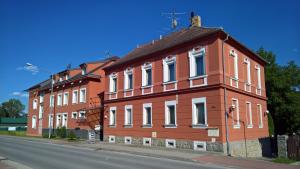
[
  {"xmin": 102, "ymin": 15, "xmax": 269, "ymax": 157},
  {"xmin": 26, "ymin": 57, "xmax": 118, "ymax": 139}
]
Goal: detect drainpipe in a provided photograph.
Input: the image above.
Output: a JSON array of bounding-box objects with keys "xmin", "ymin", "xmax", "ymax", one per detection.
[{"xmin": 222, "ymin": 32, "xmax": 231, "ymax": 156}]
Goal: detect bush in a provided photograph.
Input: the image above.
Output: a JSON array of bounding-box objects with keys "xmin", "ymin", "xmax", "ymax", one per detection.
[
  {"xmin": 56, "ymin": 126, "xmax": 67, "ymax": 138},
  {"xmin": 68, "ymin": 130, "xmax": 76, "ymax": 141}
]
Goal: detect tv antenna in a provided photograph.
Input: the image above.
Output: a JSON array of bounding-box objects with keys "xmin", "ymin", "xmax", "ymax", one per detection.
[
  {"xmin": 162, "ymin": 9, "xmax": 185, "ymax": 30},
  {"xmin": 104, "ymin": 50, "xmax": 111, "ymax": 59}
]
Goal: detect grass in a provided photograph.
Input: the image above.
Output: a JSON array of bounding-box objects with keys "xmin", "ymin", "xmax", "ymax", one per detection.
[
  {"xmin": 0, "ymin": 130, "xmax": 27, "ymax": 136},
  {"xmin": 272, "ymin": 157, "xmax": 298, "ymax": 164}
]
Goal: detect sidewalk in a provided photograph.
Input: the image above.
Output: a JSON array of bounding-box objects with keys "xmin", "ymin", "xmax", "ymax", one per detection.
[{"xmin": 0, "ymin": 156, "xmax": 32, "ymax": 169}]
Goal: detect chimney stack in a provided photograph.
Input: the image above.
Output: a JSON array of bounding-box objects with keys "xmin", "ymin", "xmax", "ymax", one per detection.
[{"xmin": 190, "ymin": 12, "xmax": 201, "ymax": 27}]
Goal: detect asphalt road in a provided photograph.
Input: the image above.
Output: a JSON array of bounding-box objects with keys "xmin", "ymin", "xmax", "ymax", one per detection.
[{"xmin": 0, "ymin": 135, "xmax": 224, "ymax": 169}]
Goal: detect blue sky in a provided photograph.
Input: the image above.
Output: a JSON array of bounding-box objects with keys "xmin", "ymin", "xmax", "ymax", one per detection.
[{"xmin": 0, "ymin": 0, "xmax": 299, "ymax": 112}]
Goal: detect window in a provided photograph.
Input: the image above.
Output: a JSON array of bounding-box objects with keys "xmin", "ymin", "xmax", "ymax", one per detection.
[
  {"xmin": 163, "ymin": 56, "xmax": 176, "ymax": 82},
  {"xmin": 143, "ymin": 103, "xmax": 152, "ymax": 127},
  {"xmin": 79, "ymin": 88, "xmax": 86, "ymax": 103},
  {"xmin": 124, "ymin": 105, "xmax": 133, "ymax": 126},
  {"xmin": 193, "ymin": 141, "xmax": 206, "ymax": 151},
  {"xmin": 192, "ymin": 97, "xmax": 207, "ymax": 127},
  {"xmin": 141, "ymin": 63, "xmax": 152, "ymax": 86},
  {"xmin": 124, "ymin": 136, "xmax": 132, "ymax": 144},
  {"xmin": 38, "ymin": 105, "xmax": 44, "ymax": 119},
  {"xmin": 50, "ymin": 95, "xmax": 54, "ymax": 107},
  {"xmin": 65, "ymin": 74, "xmax": 69, "ymax": 80},
  {"xmin": 189, "ymin": 47, "xmax": 206, "ymax": 77},
  {"xmin": 48, "ymin": 114, "xmax": 53, "ymax": 128},
  {"xmin": 63, "ymin": 92, "xmax": 69, "ymax": 105},
  {"xmin": 165, "ymin": 100, "xmax": 176, "ymax": 127},
  {"xmin": 57, "ymin": 93, "xmax": 62, "ymax": 106},
  {"xmin": 82, "ymin": 67, "xmax": 86, "ymax": 75},
  {"xmin": 109, "ymin": 136, "xmax": 115, "ymax": 143},
  {"xmin": 72, "ymin": 112, "xmax": 77, "ymax": 119},
  {"xmin": 256, "ymin": 65, "xmax": 262, "ymax": 95},
  {"xmin": 33, "ymin": 99, "xmax": 37, "ymax": 109},
  {"xmin": 244, "ymin": 58, "xmax": 251, "ymax": 84},
  {"xmin": 165, "ymin": 139, "xmax": 176, "ymax": 148},
  {"xmin": 39, "ymin": 93, "xmax": 44, "ymax": 103},
  {"xmin": 59, "ymin": 77, "xmax": 63, "ymax": 82},
  {"xmin": 109, "ymin": 73, "xmax": 118, "ymax": 92},
  {"xmin": 246, "ymin": 102, "xmax": 253, "ymax": 128},
  {"xmin": 232, "ymin": 99, "xmax": 240, "ymax": 128},
  {"xmin": 230, "ymin": 50, "xmax": 238, "ymax": 80},
  {"xmin": 79, "ymin": 111, "xmax": 86, "ymax": 119},
  {"xmin": 62, "ymin": 113, "xmax": 68, "ymax": 127},
  {"xmin": 257, "ymin": 104, "xmax": 263, "ymax": 128},
  {"xmin": 109, "ymin": 107, "xmax": 116, "ymax": 126},
  {"xmin": 124, "ymin": 68, "xmax": 133, "ymax": 90},
  {"xmin": 56, "ymin": 114, "xmax": 61, "ymax": 127},
  {"xmin": 143, "ymin": 138, "xmax": 152, "ymax": 146},
  {"xmin": 72, "ymin": 90, "xmax": 78, "ymax": 104},
  {"xmin": 32, "ymin": 116, "xmax": 36, "ymax": 129}
]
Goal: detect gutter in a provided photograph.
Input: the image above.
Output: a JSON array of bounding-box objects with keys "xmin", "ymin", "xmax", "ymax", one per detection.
[{"xmin": 221, "ymin": 31, "xmax": 231, "ymax": 156}]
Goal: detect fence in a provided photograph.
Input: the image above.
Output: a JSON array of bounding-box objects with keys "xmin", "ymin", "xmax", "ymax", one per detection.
[{"xmin": 278, "ymin": 134, "xmax": 300, "ymax": 160}]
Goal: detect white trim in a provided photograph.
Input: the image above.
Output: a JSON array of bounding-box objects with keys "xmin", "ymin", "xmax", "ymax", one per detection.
[
  {"xmin": 163, "ymin": 55, "xmax": 176, "ymax": 83},
  {"xmin": 143, "ymin": 137, "xmax": 152, "ymax": 146},
  {"xmin": 72, "ymin": 90, "xmax": 78, "ymax": 104},
  {"xmin": 57, "ymin": 93, "xmax": 62, "ymax": 106},
  {"xmin": 79, "ymin": 88, "xmax": 86, "ymax": 103},
  {"xmin": 124, "ymin": 68, "xmax": 133, "ymax": 91},
  {"xmin": 188, "ymin": 47, "xmax": 207, "ymax": 88},
  {"xmin": 71, "ymin": 112, "xmax": 78, "ymax": 119},
  {"xmin": 48, "ymin": 114, "xmax": 53, "ymax": 128},
  {"xmin": 143, "ymin": 103, "xmax": 152, "ymax": 127},
  {"xmin": 232, "ymin": 98, "xmax": 240, "ymax": 128},
  {"xmin": 78, "ymin": 110, "xmax": 86, "ymax": 119},
  {"xmin": 165, "ymin": 139, "xmax": 176, "ymax": 148},
  {"xmin": 63, "ymin": 92, "xmax": 69, "ymax": 105},
  {"xmin": 164, "ymin": 100, "xmax": 177, "ymax": 128},
  {"xmin": 62, "ymin": 113, "xmax": 68, "ymax": 128},
  {"xmin": 255, "ymin": 65, "xmax": 262, "ymax": 95},
  {"xmin": 109, "ymin": 107, "xmax": 117, "ymax": 126},
  {"xmin": 193, "ymin": 141, "xmax": 206, "ymax": 151},
  {"xmin": 124, "ymin": 136, "xmax": 132, "ymax": 144},
  {"xmin": 109, "ymin": 135, "xmax": 115, "ymax": 143},
  {"xmin": 109, "ymin": 73, "xmax": 118, "ymax": 93},
  {"xmin": 192, "ymin": 97, "xmax": 208, "ymax": 128},
  {"xmin": 31, "ymin": 115, "xmax": 37, "ymax": 129},
  {"xmin": 246, "ymin": 101, "xmax": 253, "ymax": 128},
  {"xmin": 257, "ymin": 104, "xmax": 263, "ymax": 128},
  {"xmin": 230, "ymin": 49, "xmax": 239, "ymax": 83},
  {"xmin": 141, "ymin": 62, "xmax": 153, "ymax": 87},
  {"xmin": 50, "ymin": 95, "xmax": 54, "ymax": 107},
  {"xmin": 33, "ymin": 99, "xmax": 38, "ymax": 110},
  {"xmin": 124, "ymin": 105, "xmax": 133, "ymax": 127}
]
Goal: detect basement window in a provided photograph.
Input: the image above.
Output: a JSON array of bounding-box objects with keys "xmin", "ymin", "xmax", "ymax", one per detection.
[
  {"xmin": 193, "ymin": 141, "xmax": 206, "ymax": 151},
  {"xmin": 124, "ymin": 136, "xmax": 132, "ymax": 144},
  {"xmin": 165, "ymin": 139, "xmax": 176, "ymax": 148},
  {"xmin": 143, "ymin": 138, "xmax": 152, "ymax": 146},
  {"xmin": 109, "ymin": 136, "xmax": 115, "ymax": 143}
]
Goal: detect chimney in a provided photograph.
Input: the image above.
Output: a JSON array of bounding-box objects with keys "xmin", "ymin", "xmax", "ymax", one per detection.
[{"xmin": 190, "ymin": 12, "xmax": 201, "ymax": 27}]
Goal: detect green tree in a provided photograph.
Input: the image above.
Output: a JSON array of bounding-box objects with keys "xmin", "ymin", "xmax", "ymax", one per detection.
[
  {"xmin": 257, "ymin": 48, "xmax": 300, "ymax": 135},
  {"xmin": 0, "ymin": 99, "xmax": 25, "ymax": 118}
]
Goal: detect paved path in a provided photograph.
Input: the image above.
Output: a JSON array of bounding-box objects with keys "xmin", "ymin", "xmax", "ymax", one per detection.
[{"xmin": 0, "ymin": 135, "xmax": 224, "ymax": 169}]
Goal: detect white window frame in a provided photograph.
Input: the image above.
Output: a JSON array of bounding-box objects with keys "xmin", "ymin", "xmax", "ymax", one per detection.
[
  {"xmin": 63, "ymin": 92, "xmax": 69, "ymax": 105},
  {"xmin": 56, "ymin": 113, "xmax": 62, "ymax": 127},
  {"xmin": 165, "ymin": 139, "xmax": 176, "ymax": 148},
  {"xmin": 244, "ymin": 58, "xmax": 251, "ymax": 92},
  {"xmin": 57, "ymin": 93, "xmax": 62, "ymax": 106},
  {"xmin": 164, "ymin": 100, "xmax": 177, "ymax": 128},
  {"xmin": 33, "ymin": 99, "xmax": 38, "ymax": 110},
  {"xmin": 109, "ymin": 73, "xmax": 118, "ymax": 93},
  {"xmin": 71, "ymin": 112, "xmax": 78, "ymax": 119},
  {"xmin": 232, "ymin": 98, "xmax": 240, "ymax": 128},
  {"xmin": 193, "ymin": 141, "xmax": 207, "ymax": 151},
  {"xmin": 257, "ymin": 104, "xmax": 263, "ymax": 128},
  {"xmin": 255, "ymin": 65, "xmax": 262, "ymax": 95},
  {"xmin": 50, "ymin": 95, "xmax": 54, "ymax": 107},
  {"xmin": 65, "ymin": 74, "xmax": 69, "ymax": 80},
  {"xmin": 48, "ymin": 114, "xmax": 53, "ymax": 128},
  {"xmin": 192, "ymin": 97, "xmax": 208, "ymax": 128},
  {"xmin": 62, "ymin": 113, "xmax": 68, "ymax": 128},
  {"xmin": 143, "ymin": 137, "xmax": 152, "ymax": 146},
  {"xmin": 143, "ymin": 103, "xmax": 152, "ymax": 127},
  {"xmin": 109, "ymin": 107, "xmax": 116, "ymax": 126},
  {"xmin": 39, "ymin": 93, "xmax": 44, "ymax": 103},
  {"xmin": 32, "ymin": 115, "xmax": 37, "ymax": 129},
  {"xmin": 38, "ymin": 104, "xmax": 44, "ymax": 119},
  {"xmin": 189, "ymin": 47, "xmax": 206, "ymax": 77},
  {"xmin": 79, "ymin": 88, "xmax": 86, "ymax": 103},
  {"xmin": 72, "ymin": 90, "xmax": 78, "ymax": 104},
  {"xmin": 246, "ymin": 102, "xmax": 253, "ymax": 128},
  {"xmin": 124, "ymin": 68, "xmax": 133, "ymax": 90},
  {"xmin": 124, "ymin": 105, "xmax": 133, "ymax": 127},
  {"xmin": 109, "ymin": 135, "xmax": 115, "ymax": 143},
  {"xmin": 163, "ymin": 56, "xmax": 176, "ymax": 83},
  {"xmin": 230, "ymin": 49, "xmax": 239, "ymax": 80},
  {"xmin": 141, "ymin": 62, "xmax": 152, "ymax": 87},
  {"xmin": 124, "ymin": 136, "xmax": 132, "ymax": 144},
  {"xmin": 78, "ymin": 111, "xmax": 86, "ymax": 119}
]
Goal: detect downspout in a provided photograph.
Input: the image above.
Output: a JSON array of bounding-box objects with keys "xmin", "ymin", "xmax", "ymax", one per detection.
[{"xmin": 222, "ymin": 32, "xmax": 231, "ymax": 156}]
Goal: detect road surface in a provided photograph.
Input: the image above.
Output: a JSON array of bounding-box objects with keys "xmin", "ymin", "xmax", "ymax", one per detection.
[{"xmin": 0, "ymin": 135, "xmax": 224, "ymax": 169}]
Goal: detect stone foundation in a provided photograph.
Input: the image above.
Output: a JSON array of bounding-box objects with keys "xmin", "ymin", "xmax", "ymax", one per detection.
[{"xmin": 42, "ymin": 128, "xmax": 93, "ymax": 140}]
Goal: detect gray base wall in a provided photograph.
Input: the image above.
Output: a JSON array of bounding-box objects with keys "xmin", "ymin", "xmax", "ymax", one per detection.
[
  {"xmin": 104, "ymin": 135, "xmax": 270, "ymax": 157},
  {"xmin": 42, "ymin": 128, "xmax": 92, "ymax": 140}
]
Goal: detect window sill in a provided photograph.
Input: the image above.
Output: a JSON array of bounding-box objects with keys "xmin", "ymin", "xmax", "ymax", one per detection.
[
  {"xmin": 108, "ymin": 125, "xmax": 116, "ymax": 128},
  {"xmin": 124, "ymin": 124, "xmax": 133, "ymax": 128},
  {"xmin": 164, "ymin": 124, "xmax": 177, "ymax": 128},
  {"xmin": 124, "ymin": 89, "xmax": 133, "ymax": 92},
  {"xmin": 189, "ymin": 75, "xmax": 207, "ymax": 80},
  {"xmin": 162, "ymin": 81, "xmax": 177, "ymax": 85},
  {"xmin": 259, "ymin": 125, "xmax": 263, "ymax": 129},
  {"xmin": 233, "ymin": 124, "xmax": 240, "ymax": 129},
  {"xmin": 108, "ymin": 92, "xmax": 117, "ymax": 94},
  {"xmin": 191, "ymin": 124, "xmax": 208, "ymax": 129},
  {"xmin": 142, "ymin": 124, "xmax": 152, "ymax": 128},
  {"xmin": 247, "ymin": 125, "xmax": 253, "ymax": 128},
  {"xmin": 141, "ymin": 85, "xmax": 153, "ymax": 89},
  {"xmin": 230, "ymin": 77, "xmax": 239, "ymax": 81}
]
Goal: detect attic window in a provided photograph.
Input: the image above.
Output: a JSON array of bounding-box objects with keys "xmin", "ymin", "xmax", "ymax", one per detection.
[{"xmin": 82, "ymin": 67, "xmax": 87, "ymax": 75}]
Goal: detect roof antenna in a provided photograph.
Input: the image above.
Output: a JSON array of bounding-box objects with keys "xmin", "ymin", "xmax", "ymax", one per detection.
[
  {"xmin": 104, "ymin": 51, "xmax": 111, "ymax": 59},
  {"xmin": 66, "ymin": 64, "xmax": 71, "ymax": 70},
  {"xmin": 162, "ymin": 9, "xmax": 185, "ymax": 31}
]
